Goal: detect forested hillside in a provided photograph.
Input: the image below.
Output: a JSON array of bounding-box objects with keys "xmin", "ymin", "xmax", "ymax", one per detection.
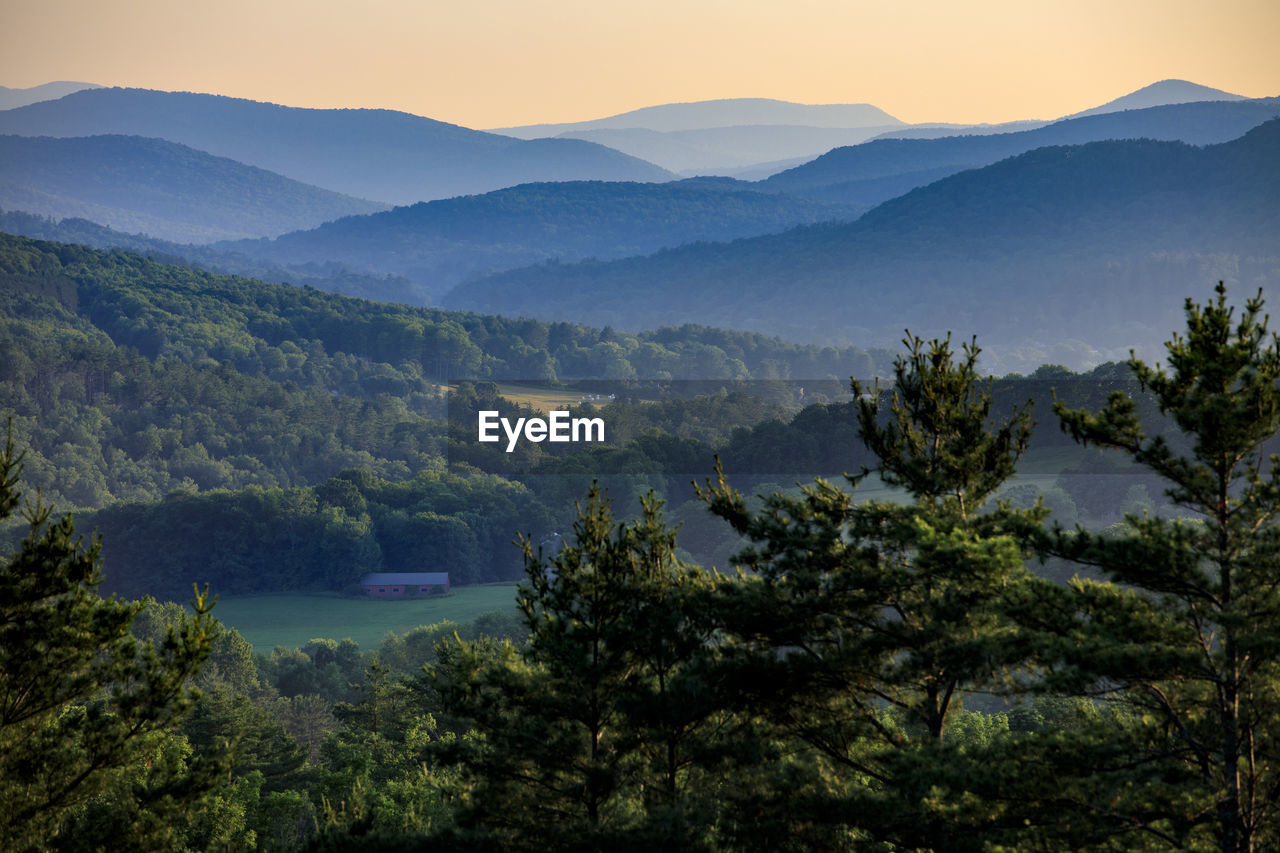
[
  {"xmin": 0, "ymin": 134, "xmax": 386, "ymax": 242},
  {"xmin": 1, "ymin": 231, "xmax": 1164, "ymax": 600},
  {"xmin": 219, "ymin": 179, "xmax": 860, "ymax": 299},
  {"xmin": 0, "ymin": 233, "xmax": 902, "ymax": 596}
]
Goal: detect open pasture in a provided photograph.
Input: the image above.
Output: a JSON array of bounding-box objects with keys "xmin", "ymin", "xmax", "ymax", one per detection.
[{"xmin": 210, "ymin": 584, "xmax": 520, "ymax": 652}]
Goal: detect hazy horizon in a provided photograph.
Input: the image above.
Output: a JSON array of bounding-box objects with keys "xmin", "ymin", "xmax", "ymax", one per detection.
[{"xmin": 4, "ymin": 0, "xmax": 1277, "ymax": 130}]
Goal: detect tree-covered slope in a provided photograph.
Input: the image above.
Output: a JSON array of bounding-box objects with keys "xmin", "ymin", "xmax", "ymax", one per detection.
[
  {"xmin": 0, "ymin": 88, "xmax": 676, "ymax": 204},
  {"xmin": 0, "ymin": 233, "xmax": 899, "ymax": 597},
  {"xmin": 0, "ymin": 134, "xmax": 387, "ymax": 242},
  {"xmin": 221, "ymin": 179, "xmax": 861, "ymax": 299},
  {"xmin": 0, "ymin": 233, "xmax": 890, "ymax": 507}
]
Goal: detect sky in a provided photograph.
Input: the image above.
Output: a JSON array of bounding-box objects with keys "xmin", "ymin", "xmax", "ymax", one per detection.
[{"xmin": 3, "ymin": 0, "xmax": 1278, "ymax": 129}]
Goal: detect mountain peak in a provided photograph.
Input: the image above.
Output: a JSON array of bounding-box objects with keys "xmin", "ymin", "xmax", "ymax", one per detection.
[
  {"xmin": 1064, "ymin": 79, "xmax": 1246, "ymax": 119},
  {"xmin": 0, "ymin": 81, "xmax": 101, "ymax": 110}
]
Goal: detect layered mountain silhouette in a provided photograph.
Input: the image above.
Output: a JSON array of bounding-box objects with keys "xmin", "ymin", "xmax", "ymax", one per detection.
[
  {"xmin": 761, "ymin": 98, "xmax": 1280, "ymax": 207},
  {"xmin": 492, "ymin": 98, "xmax": 907, "ymax": 175},
  {"xmin": 0, "ymin": 88, "xmax": 675, "ymax": 204},
  {"xmin": 217, "ymin": 179, "xmax": 858, "ymax": 299},
  {"xmin": 487, "ymin": 82, "xmax": 1256, "ymax": 177},
  {"xmin": 443, "ymin": 119, "xmax": 1280, "ymax": 372},
  {"xmin": 1061, "ymin": 78, "xmax": 1246, "ymax": 120},
  {"xmin": 867, "ymin": 79, "xmax": 1248, "ymax": 141},
  {"xmin": 0, "ymin": 134, "xmax": 386, "ymax": 242},
  {"xmin": 491, "ymin": 98, "xmax": 904, "ymax": 135},
  {"xmin": 0, "ymin": 81, "xmax": 100, "ymax": 110}
]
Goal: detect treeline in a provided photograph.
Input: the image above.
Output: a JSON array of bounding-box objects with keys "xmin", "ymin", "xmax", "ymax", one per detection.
[
  {"xmin": 81, "ymin": 469, "xmax": 552, "ymax": 600},
  {"xmin": 0, "ymin": 232, "xmax": 891, "ymax": 382}
]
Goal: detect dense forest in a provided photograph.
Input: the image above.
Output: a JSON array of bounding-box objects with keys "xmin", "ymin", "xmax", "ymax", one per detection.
[
  {"xmin": 0, "ymin": 234, "xmax": 1166, "ymax": 601},
  {"xmin": 6, "ymin": 281, "xmax": 1280, "ymax": 850}
]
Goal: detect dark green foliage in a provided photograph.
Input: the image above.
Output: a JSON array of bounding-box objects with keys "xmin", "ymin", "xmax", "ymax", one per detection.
[
  {"xmin": 431, "ymin": 487, "xmax": 720, "ymax": 850},
  {"xmin": 700, "ymin": 333, "xmax": 1045, "ymax": 848},
  {"xmin": 854, "ymin": 333, "xmax": 1033, "ymax": 515},
  {"xmin": 1035, "ymin": 284, "xmax": 1280, "ymax": 851},
  {"xmin": 0, "ymin": 427, "xmax": 219, "ymax": 851}
]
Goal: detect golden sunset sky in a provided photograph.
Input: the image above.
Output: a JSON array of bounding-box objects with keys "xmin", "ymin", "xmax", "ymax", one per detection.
[{"xmin": 4, "ymin": 0, "xmax": 1277, "ymax": 129}]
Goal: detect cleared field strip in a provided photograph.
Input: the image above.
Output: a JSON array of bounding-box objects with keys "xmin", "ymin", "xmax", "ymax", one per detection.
[{"xmin": 210, "ymin": 584, "xmax": 520, "ymax": 651}]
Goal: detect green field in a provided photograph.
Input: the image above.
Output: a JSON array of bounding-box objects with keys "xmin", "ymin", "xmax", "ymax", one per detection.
[{"xmin": 209, "ymin": 584, "xmax": 521, "ymax": 652}]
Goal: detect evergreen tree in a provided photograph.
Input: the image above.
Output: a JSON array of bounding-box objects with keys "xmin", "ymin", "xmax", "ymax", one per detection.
[
  {"xmin": 1037, "ymin": 284, "xmax": 1280, "ymax": 851},
  {"xmin": 701, "ymin": 334, "xmax": 1043, "ymax": 849},
  {"xmin": 0, "ymin": 425, "xmax": 218, "ymax": 850},
  {"xmin": 431, "ymin": 486, "xmax": 717, "ymax": 850}
]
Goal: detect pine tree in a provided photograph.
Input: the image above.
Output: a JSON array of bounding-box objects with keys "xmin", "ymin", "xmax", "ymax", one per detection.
[
  {"xmin": 431, "ymin": 485, "xmax": 718, "ymax": 850},
  {"xmin": 1040, "ymin": 284, "xmax": 1280, "ymax": 851},
  {"xmin": 0, "ymin": 425, "xmax": 217, "ymax": 850},
  {"xmin": 700, "ymin": 333, "xmax": 1043, "ymax": 849}
]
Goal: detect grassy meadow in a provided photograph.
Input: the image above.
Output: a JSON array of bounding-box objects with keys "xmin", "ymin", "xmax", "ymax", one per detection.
[
  {"xmin": 210, "ymin": 583, "xmax": 521, "ymax": 652},
  {"xmin": 490, "ymin": 382, "xmax": 616, "ymax": 414}
]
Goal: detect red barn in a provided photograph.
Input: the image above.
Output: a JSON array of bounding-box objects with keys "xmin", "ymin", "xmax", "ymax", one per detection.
[{"xmin": 360, "ymin": 572, "xmax": 451, "ymax": 598}]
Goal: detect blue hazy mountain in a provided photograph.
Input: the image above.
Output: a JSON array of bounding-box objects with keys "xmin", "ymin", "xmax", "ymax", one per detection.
[
  {"xmin": 760, "ymin": 97, "xmax": 1280, "ymax": 206},
  {"xmin": 0, "ymin": 134, "xmax": 386, "ymax": 242},
  {"xmin": 0, "ymin": 88, "xmax": 676, "ymax": 204},
  {"xmin": 866, "ymin": 79, "xmax": 1247, "ymax": 142},
  {"xmin": 0, "ymin": 81, "xmax": 100, "ymax": 110},
  {"xmin": 1060, "ymin": 78, "xmax": 1246, "ymax": 120},
  {"xmin": 213, "ymin": 178, "xmax": 859, "ymax": 299},
  {"xmin": 487, "ymin": 82, "xmax": 1255, "ymax": 177},
  {"xmin": 491, "ymin": 98, "xmax": 903, "ymax": 136},
  {"xmin": 490, "ymin": 98, "xmax": 906, "ymax": 175},
  {"xmin": 443, "ymin": 119, "xmax": 1280, "ymax": 372}
]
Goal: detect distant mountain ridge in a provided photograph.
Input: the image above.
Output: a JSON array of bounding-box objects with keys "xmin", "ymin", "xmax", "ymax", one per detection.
[
  {"xmin": 0, "ymin": 81, "xmax": 100, "ymax": 110},
  {"xmin": 486, "ymin": 82, "xmax": 1258, "ymax": 176},
  {"xmin": 0, "ymin": 88, "xmax": 676, "ymax": 204},
  {"xmin": 762, "ymin": 97, "xmax": 1280, "ymax": 205},
  {"xmin": 490, "ymin": 98, "xmax": 904, "ymax": 136},
  {"xmin": 217, "ymin": 179, "xmax": 860, "ymax": 299},
  {"xmin": 0, "ymin": 134, "xmax": 386, "ymax": 242},
  {"xmin": 1062, "ymin": 78, "xmax": 1247, "ymax": 120},
  {"xmin": 444, "ymin": 119, "xmax": 1280, "ymax": 372}
]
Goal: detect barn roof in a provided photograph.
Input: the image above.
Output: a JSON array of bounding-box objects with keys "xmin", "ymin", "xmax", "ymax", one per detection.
[{"xmin": 361, "ymin": 572, "xmax": 449, "ymax": 585}]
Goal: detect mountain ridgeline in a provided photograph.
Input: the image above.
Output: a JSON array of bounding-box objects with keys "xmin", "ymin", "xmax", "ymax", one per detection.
[
  {"xmin": 762, "ymin": 96, "xmax": 1280, "ymax": 205},
  {"xmin": 216, "ymin": 179, "xmax": 861, "ymax": 300},
  {"xmin": 445, "ymin": 119, "xmax": 1280, "ymax": 372},
  {"xmin": 0, "ymin": 134, "xmax": 387, "ymax": 242},
  {"xmin": 0, "ymin": 93, "xmax": 1274, "ymax": 327},
  {"xmin": 0, "ymin": 88, "xmax": 676, "ymax": 204},
  {"xmin": 0, "ymin": 232, "xmax": 893, "ymax": 505}
]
